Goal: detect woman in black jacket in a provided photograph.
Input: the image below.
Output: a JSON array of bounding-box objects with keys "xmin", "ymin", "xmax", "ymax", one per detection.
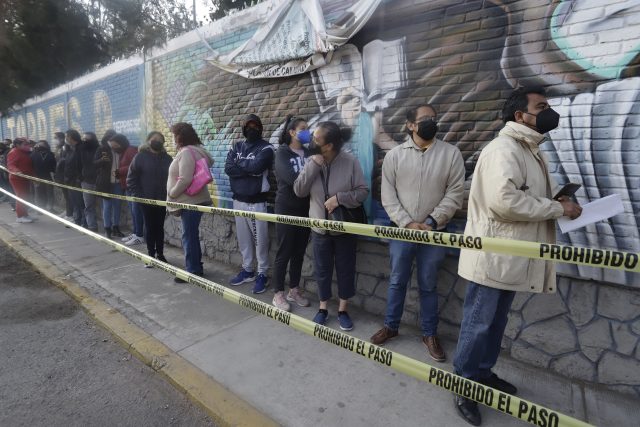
[
  {"xmin": 80, "ymin": 132, "xmax": 100, "ymax": 231},
  {"xmin": 94, "ymin": 129, "xmax": 123, "ymax": 239},
  {"xmin": 126, "ymin": 131, "xmax": 172, "ymax": 263},
  {"xmin": 271, "ymin": 115, "xmax": 312, "ymax": 312},
  {"xmin": 31, "ymin": 140, "xmax": 56, "ymax": 210}
]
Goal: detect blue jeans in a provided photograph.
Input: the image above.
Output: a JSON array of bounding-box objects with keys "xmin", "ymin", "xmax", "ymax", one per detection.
[
  {"xmin": 181, "ymin": 209, "xmax": 203, "ymax": 274},
  {"xmin": 384, "ymin": 240, "xmax": 446, "ymax": 336},
  {"xmin": 312, "ymin": 232, "xmax": 357, "ymax": 301},
  {"xmin": 102, "ymin": 183, "xmax": 123, "ymax": 228},
  {"xmin": 128, "ymin": 200, "xmax": 144, "ymax": 237},
  {"xmin": 453, "ymin": 282, "xmax": 516, "ymax": 380},
  {"xmin": 69, "ymin": 187, "xmax": 86, "ymax": 226},
  {"xmin": 81, "ymin": 182, "xmax": 97, "ymax": 230}
]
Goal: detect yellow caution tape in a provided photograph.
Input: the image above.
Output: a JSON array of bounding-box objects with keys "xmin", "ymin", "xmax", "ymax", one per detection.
[
  {"xmin": 2, "ymin": 166, "xmax": 638, "ymax": 273},
  {"xmin": 0, "ymin": 187, "xmax": 593, "ymax": 427}
]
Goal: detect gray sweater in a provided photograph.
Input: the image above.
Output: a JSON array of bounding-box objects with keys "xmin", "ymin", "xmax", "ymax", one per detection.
[
  {"xmin": 381, "ymin": 137, "xmax": 465, "ymax": 229},
  {"xmin": 293, "ymin": 150, "xmax": 369, "ymax": 234}
]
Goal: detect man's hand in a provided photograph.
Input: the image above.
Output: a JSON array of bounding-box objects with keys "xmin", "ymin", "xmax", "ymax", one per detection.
[
  {"xmin": 324, "ymin": 195, "xmax": 339, "ymax": 214},
  {"xmin": 406, "ymin": 222, "xmax": 431, "ymax": 231},
  {"xmin": 310, "ymin": 154, "xmax": 324, "ymax": 166},
  {"xmin": 559, "ymin": 196, "xmax": 582, "ymax": 219}
]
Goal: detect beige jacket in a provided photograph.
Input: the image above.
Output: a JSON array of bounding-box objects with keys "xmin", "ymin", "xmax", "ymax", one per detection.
[
  {"xmin": 293, "ymin": 150, "xmax": 369, "ymax": 234},
  {"xmin": 458, "ymin": 122, "xmax": 565, "ymax": 293},
  {"xmin": 382, "ymin": 137, "xmax": 464, "ymax": 229},
  {"xmin": 166, "ymin": 145, "xmax": 213, "ymax": 212}
]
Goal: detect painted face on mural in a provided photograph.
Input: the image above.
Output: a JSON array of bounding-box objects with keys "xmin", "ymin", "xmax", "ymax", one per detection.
[{"xmin": 515, "ymin": 93, "xmax": 560, "ymax": 135}]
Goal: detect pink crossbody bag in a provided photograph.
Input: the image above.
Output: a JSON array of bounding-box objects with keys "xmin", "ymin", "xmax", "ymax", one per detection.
[{"xmin": 184, "ymin": 146, "xmax": 213, "ymax": 196}]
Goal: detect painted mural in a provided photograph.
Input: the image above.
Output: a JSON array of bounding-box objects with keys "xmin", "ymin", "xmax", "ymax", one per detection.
[{"xmin": 1, "ymin": 0, "xmax": 639, "ymax": 286}]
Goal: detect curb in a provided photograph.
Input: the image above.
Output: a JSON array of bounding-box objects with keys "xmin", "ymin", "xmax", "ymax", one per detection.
[{"xmin": 0, "ymin": 226, "xmax": 279, "ymax": 427}]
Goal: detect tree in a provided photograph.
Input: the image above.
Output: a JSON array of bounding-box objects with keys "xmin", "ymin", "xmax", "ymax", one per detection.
[
  {"xmin": 209, "ymin": 0, "xmax": 265, "ymax": 21},
  {"xmin": 0, "ymin": 0, "xmax": 110, "ymax": 112}
]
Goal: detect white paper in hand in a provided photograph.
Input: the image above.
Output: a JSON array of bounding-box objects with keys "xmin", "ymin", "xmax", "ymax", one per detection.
[{"xmin": 558, "ymin": 194, "xmax": 625, "ymax": 234}]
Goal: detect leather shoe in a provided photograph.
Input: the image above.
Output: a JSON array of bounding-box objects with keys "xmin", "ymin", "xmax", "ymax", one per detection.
[
  {"xmin": 370, "ymin": 326, "xmax": 398, "ymax": 345},
  {"xmin": 478, "ymin": 373, "xmax": 517, "ymax": 395},
  {"xmin": 454, "ymin": 395, "xmax": 481, "ymax": 426},
  {"xmin": 423, "ymin": 335, "xmax": 446, "ymax": 362}
]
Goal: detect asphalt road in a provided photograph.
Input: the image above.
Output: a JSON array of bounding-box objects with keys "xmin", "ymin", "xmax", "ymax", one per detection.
[{"xmin": 0, "ymin": 242, "xmax": 215, "ymax": 427}]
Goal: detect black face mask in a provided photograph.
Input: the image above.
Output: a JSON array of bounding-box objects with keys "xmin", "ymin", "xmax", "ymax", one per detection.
[
  {"xmin": 245, "ymin": 128, "xmax": 262, "ymax": 142},
  {"xmin": 529, "ymin": 108, "xmax": 560, "ymax": 134},
  {"xmin": 149, "ymin": 140, "xmax": 164, "ymax": 152},
  {"xmin": 416, "ymin": 119, "xmax": 438, "ymax": 141},
  {"xmin": 308, "ymin": 140, "xmax": 323, "ymax": 155}
]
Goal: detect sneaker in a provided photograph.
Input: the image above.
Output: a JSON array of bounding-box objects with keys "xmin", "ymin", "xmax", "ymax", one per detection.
[
  {"xmin": 124, "ymin": 235, "xmax": 144, "ymax": 246},
  {"xmin": 272, "ymin": 291, "xmax": 291, "ymax": 311},
  {"xmin": 478, "ymin": 373, "xmax": 517, "ymax": 395},
  {"xmin": 111, "ymin": 226, "xmax": 125, "ymax": 238},
  {"xmin": 337, "ymin": 311, "xmax": 353, "ymax": 331},
  {"xmin": 121, "ymin": 233, "xmax": 135, "ymax": 243},
  {"xmin": 286, "ymin": 287, "xmax": 310, "ymax": 307},
  {"xmin": 370, "ymin": 326, "xmax": 398, "ymax": 345},
  {"xmin": 313, "ymin": 309, "xmax": 329, "ymax": 325},
  {"xmin": 16, "ymin": 216, "xmax": 33, "ymax": 223},
  {"xmin": 253, "ymin": 274, "xmax": 268, "ymax": 294},
  {"xmin": 230, "ymin": 269, "xmax": 255, "ymax": 286},
  {"xmin": 157, "ymin": 254, "xmax": 168, "ymax": 263},
  {"xmin": 144, "ymin": 263, "xmax": 154, "ymax": 269},
  {"xmin": 423, "ymin": 335, "xmax": 446, "ymax": 362},
  {"xmin": 454, "ymin": 395, "xmax": 481, "ymax": 426}
]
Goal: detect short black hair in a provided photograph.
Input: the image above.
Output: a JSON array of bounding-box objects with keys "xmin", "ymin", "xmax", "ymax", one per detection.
[
  {"xmin": 502, "ymin": 86, "xmax": 546, "ymax": 123},
  {"xmin": 146, "ymin": 131, "xmax": 165, "ymax": 143},
  {"xmin": 279, "ymin": 115, "xmax": 307, "ymax": 145},
  {"xmin": 54, "ymin": 132, "xmax": 65, "ymax": 141},
  {"xmin": 109, "ymin": 133, "xmax": 130, "ymax": 148},
  {"xmin": 65, "ymin": 129, "xmax": 81, "ymax": 143},
  {"xmin": 406, "ymin": 104, "xmax": 437, "ymax": 123},
  {"xmin": 317, "ymin": 121, "xmax": 352, "ymax": 153}
]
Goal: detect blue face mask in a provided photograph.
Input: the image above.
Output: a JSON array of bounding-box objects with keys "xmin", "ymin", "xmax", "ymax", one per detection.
[{"xmin": 296, "ymin": 129, "xmax": 312, "ymax": 145}]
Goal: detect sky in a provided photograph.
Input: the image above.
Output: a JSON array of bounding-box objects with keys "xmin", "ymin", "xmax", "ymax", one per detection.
[{"xmin": 183, "ymin": 0, "xmax": 213, "ymax": 24}]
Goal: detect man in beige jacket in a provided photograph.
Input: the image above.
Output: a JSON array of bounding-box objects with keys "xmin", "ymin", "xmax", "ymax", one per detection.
[{"xmin": 453, "ymin": 87, "xmax": 582, "ymax": 426}]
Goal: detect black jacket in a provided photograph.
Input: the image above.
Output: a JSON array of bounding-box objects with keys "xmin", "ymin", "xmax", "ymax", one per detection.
[
  {"xmin": 54, "ymin": 145, "xmax": 70, "ymax": 183},
  {"xmin": 225, "ymin": 139, "xmax": 274, "ymax": 203},
  {"xmin": 31, "ymin": 148, "xmax": 56, "ymax": 180},
  {"xmin": 94, "ymin": 145, "xmax": 113, "ymax": 194},
  {"xmin": 126, "ymin": 144, "xmax": 172, "ymax": 200},
  {"xmin": 274, "ymin": 144, "xmax": 310, "ymax": 214},
  {"xmin": 63, "ymin": 144, "xmax": 82, "ymax": 186},
  {"xmin": 79, "ymin": 139, "xmax": 99, "ymax": 185}
]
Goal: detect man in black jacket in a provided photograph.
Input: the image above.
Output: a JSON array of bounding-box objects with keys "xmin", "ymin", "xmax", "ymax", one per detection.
[
  {"xmin": 80, "ymin": 132, "xmax": 100, "ymax": 231},
  {"xmin": 224, "ymin": 114, "xmax": 275, "ymax": 294},
  {"xmin": 64, "ymin": 129, "xmax": 86, "ymax": 226}
]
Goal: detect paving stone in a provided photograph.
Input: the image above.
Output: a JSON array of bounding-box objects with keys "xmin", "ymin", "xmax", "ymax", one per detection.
[
  {"xmin": 519, "ymin": 317, "xmax": 578, "ymax": 355},
  {"xmin": 578, "ymin": 318, "xmax": 613, "ymax": 362},
  {"xmin": 510, "ymin": 341, "xmax": 552, "ymax": 369},
  {"xmin": 597, "ymin": 352, "xmax": 640, "ymax": 385},
  {"xmin": 550, "ymin": 353, "xmax": 596, "ymax": 382},
  {"xmin": 511, "ymin": 292, "xmax": 532, "ymax": 311},
  {"xmin": 567, "ymin": 281, "xmax": 597, "ymax": 327},
  {"xmin": 439, "ymin": 293, "xmax": 463, "ymax": 326},
  {"xmin": 598, "ymin": 285, "xmax": 640, "ymax": 322},
  {"xmin": 521, "ymin": 293, "xmax": 567, "ymax": 325},
  {"xmin": 504, "ymin": 312, "xmax": 523, "ymax": 340},
  {"xmin": 612, "ymin": 323, "xmax": 638, "ymax": 356}
]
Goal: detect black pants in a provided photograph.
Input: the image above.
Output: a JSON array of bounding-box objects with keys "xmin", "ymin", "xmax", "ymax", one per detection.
[
  {"xmin": 273, "ymin": 220, "xmax": 311, "ymax": 292},
  {"xmin": 141, "ymin": 205, "xmax": 166, "ymax": 257},
  {"xmin": 61, "ymin": 187, "xmax": 73, "ymax": 216},
  {"xmin": 312, "ymin": 232, "xmax": 357, "ymax": 301}
]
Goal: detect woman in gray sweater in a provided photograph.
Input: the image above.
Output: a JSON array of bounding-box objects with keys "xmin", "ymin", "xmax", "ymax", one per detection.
[{"xmin": 294, "ymin": 122, "xmax": 369, "ymax": 331}]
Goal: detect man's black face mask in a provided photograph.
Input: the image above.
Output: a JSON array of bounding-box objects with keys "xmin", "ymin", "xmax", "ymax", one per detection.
[{"xmin": 416, "ymin": 119, "xmax": 438, "ymax": 141}]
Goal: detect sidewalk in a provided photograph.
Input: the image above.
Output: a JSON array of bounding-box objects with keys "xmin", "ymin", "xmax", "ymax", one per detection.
[{"xmin": 0, "ymin": 203, "xmax": 635, "ymax": 427}]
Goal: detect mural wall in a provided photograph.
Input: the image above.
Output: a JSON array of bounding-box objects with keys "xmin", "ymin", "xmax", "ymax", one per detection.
[{"xmin": 1, "ymin": 0, "xmax": 639, "ymax": 288}]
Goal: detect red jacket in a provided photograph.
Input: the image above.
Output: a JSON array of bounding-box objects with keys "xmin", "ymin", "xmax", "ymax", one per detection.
[
  {"xmin": 117, "ymin": 146, "xmax": 138, "ymax": 190},
  {"xmin": 7, "ymin": 147, "xmax": 34, "ymax": 182}
]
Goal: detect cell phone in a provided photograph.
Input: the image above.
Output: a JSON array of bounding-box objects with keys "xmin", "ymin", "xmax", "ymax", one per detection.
[{"xmin": 553, "ymin": 183, "xmax": 581, "ymax": 200}]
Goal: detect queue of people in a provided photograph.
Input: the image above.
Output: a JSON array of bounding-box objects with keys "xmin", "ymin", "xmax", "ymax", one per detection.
[{"xmin": 2, "ymin": 89, "xmax": 584, "ymax": 426}]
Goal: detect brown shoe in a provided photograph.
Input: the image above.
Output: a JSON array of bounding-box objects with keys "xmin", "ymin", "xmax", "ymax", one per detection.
[
  {"xmin": 370, "ymin": 326, "xmax": 398, "ymax": 345},
  {"xmin": 423, "ymin": 335, "xmax": 446, "ymax": 362}
]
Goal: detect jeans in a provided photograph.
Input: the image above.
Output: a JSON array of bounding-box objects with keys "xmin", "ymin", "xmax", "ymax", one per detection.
[
  {"xmin": 129, "ymin": 200, "xmax": 144, "ymax": 237},
  {"xmin": 141, "ymin": 205, "xmax": 166, "ymax": 257},
  {"xmin": 81, "ymin": 182, "xmax": 97, "ymax": 230},
  {"xmin": 181, "ymin": 209, "xmax": 203, "ymax": 274},
  {"xmin": 312, "ymin": 232, "xmax": 357, "ymax": 301},
  {"xmin": 453, "ymin": 282, "xmax": 516, "ymax": 380},
  {"xmin": 102, "ymin": 183, "xmax": 123, "ymax": 228},
  {"xmin": 384, "ymin": 240, "xmax": 446, "ymax": 336},
  {"xmin": 69, "ymin": 186, "xmax": 86, "ymax": 226}
]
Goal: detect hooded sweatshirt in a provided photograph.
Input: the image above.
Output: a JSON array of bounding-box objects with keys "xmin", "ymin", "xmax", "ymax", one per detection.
[
  {"xmin": 274, "ymin": 143, "xmax": 310, "ymax": 215},
  {"xmin": 126, "ymin": 143, "xmax": 173, "ymax": 200},
  {"xmin": 224, "ymin": 114, "xmax": 275, "ymax": 203},
  {"xmin": 79, "ymin": 137, "xmax": 100, "ymax": 184}
]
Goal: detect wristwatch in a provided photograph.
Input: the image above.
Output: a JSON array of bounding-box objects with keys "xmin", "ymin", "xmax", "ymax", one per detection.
[{"xmin": 425, "ymin": 216, "xmax": 437, "ymax": 229}]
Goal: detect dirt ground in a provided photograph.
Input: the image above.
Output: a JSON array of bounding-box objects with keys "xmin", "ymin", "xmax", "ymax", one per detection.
[{"xmin": 0, "ymin": 241, "xmax": 215, "ymax": 427}]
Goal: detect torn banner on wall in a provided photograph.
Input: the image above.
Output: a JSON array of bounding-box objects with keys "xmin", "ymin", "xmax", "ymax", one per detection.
[{"xmin": 205, "ymin": 0, "xmax": 383, "ymax": 79}]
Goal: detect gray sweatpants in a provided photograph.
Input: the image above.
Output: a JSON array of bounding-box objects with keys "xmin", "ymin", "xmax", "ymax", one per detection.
[{"xmin": 233, "ymin": 200, "xmax": 269, "ymax": 275}]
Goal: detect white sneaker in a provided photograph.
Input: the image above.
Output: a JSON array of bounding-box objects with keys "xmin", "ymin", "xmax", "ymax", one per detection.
[
  {"xmin": 125, "ymin": 236, "xmax": 144, "ymax": 246},
  {"xmin": 121, "ymin": 233, "xmax": 135, "ymax": 243},
  {"xmin": 272, "ymin": 291, "xmax": 291, "ymax": 312},
  {"xmin": 16, "ymin": 217, "xmax": 33, "ymax": 223}
]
